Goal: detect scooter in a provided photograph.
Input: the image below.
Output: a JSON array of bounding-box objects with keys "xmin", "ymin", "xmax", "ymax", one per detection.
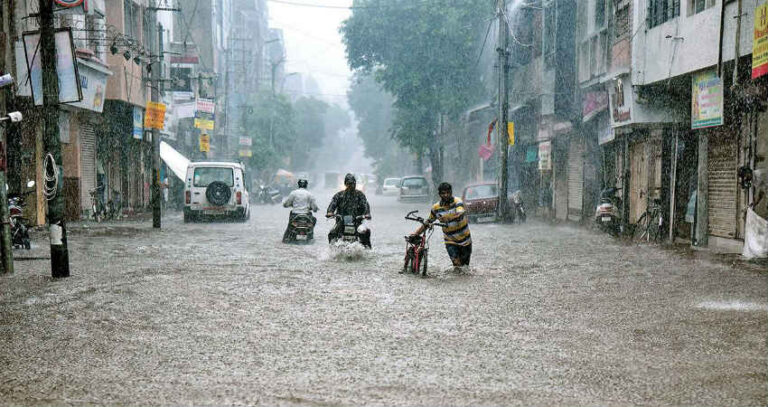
[
  {"xmin": 9, "ymin": 180, "xmax": 35, "ymax": 250},
  {"xmin": 595, "ymin": 187, "xmax": 622, "ymax": 236},
  {"xmin": 284, "ymin": 212, "xmax": 315, "ymax": 243},
  {"xmin": 257, "ymin": 184, "xmax": 281, "ymax": 205},
  {"xmin": 510, "ymin": 190, "xmax": 526, "ymax": 223}
]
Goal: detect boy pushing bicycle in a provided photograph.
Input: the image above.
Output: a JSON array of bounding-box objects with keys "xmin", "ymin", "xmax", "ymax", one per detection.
[{"xmin": 411, "ymin": 182, "xmax": 473, "ymax": 267}]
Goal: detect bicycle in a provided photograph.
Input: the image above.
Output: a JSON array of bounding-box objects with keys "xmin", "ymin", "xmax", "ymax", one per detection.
[
  {"xmin": 89, "ymin": 186, "xmax": 106, "ymax": 223},
  {"xmin": 634, "ymin": 198, "xmax": 663, "ymax": 242},
  {"xmin": 402, "ymin": 210, "xmax": 446, "ymax": 277}
]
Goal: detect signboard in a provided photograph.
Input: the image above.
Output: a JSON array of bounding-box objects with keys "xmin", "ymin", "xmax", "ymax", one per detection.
[
  {"xmin": 54, "ymin": 0, "xmax": 84, "ymax": 7},
  {"xmin": 23, "ymin": 29, "xmax": 82, "ymax": 106},
  {"xmin": 691, "ymin": 69, "xmax": 723, "ymax": 129},
  {"xmin": 144, "ymin": 102, "xmax": 166, "ymax": 129},
  {"xmin": 239, "ymin": 137, "xmax": 252, "ymax": 146},
  {"xmin": 538, "ymin": 141, "xmax": 551, "ymax": 171},
  {"xmin": 170, "ymin": 66, "xmax": 193, "ymax": 92},
  {"xmin": 194, "ymin": 98, "xmax": 215, "ymax": 130},
  {"xmin": 199, "ymin": 75, "xmax": 215, "ymax": 99},
  {"xmin": 199, "ymin": 134, "xmax": 210, "ymax": 152},
  {"xmin": 582, "ymin": 91, "xmax": 609, "ymax": 122},
  {"xmin": 132, "ymin": 107, "xmax": 143, "ymax": 139},
  {"xmin": 525, "ymin": 145, "xmax": 538, "ymax": 163},
  {"xmin": 239, "ymin": 149, "xmax": 253, "ymax": 158},
  {"xmin": 69, "ymin": 60, "xmax": 108, "ymax": 112},
  {"xmin": 610, "ymin": 77, "xmax": 631, "ymax": 125},
  {"xmin": 507, "ymin": 122, "xmax": 515, "ymax": 146},
  {"xmin": 753, "ymin": 1, "xmax": 768, "ymax": 79}
]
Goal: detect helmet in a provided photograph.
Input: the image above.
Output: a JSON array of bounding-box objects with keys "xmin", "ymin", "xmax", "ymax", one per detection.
[
  {"xmin": 344, "ymin": 173, "xmax": 356, "ymax": 186},
  {"xmin": 297, "ymin": 179, "xmax": 308, "ymax": 188}
]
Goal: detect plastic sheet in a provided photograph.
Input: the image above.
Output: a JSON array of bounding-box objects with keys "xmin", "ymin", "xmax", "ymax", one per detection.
[{"xmin": 742, "ymin": 208, "xmax": 768, "ymax": 259}]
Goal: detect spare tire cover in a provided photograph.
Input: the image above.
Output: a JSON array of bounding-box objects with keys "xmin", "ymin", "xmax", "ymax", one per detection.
[{"xmin": 206, "ymin": 181, "xmax": 231, "ymax": 206}]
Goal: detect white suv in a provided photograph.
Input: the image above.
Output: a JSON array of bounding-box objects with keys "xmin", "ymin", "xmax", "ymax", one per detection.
[{"xmin": 183, "ymin": 162, "xmax": 250, "ymax": 222}]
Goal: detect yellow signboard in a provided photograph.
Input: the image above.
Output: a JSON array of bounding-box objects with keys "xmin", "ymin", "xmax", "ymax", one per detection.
[
  {"xmin": 507, "ymin": 121, "xmax": 515, "ymax": 146},
  {"xmin": 144, "ymin": 102, "xmax": 166, "ymax": 129},
  {"xmin": 238, "ymin": 149, "xmax": 252, "ymax": 158},
  {"xmin": 194, "ymin": 118, "xmax": 214, "ymax": 130},
  {"xmin": 199, "ymin": 134, "xmax": 210, "ymax": 152},
  {"xmin": 754, "ymin": 2, "xmax": 768, "ymax": 79}
]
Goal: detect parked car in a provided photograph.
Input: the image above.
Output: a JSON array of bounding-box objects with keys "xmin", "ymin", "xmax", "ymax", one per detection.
[
  {"xmin": 398, "ymin": 176, "xmax": 431, "ymax": 202},
  {"xmin": 381, "ymin": 177, "xmax": 401, "ymax": 196},
  {"xmin": 461, "ymin": 182, "xmax": 515, "ymax": 223},
  {"xmin": 184, "ymin": 162, "xmax": 250, "ymax": 222}
]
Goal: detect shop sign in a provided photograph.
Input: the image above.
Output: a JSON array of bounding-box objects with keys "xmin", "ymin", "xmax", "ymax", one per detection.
[
  {"xmin": 23, "ymin": 29, "xmax": 82, "ymax": 106},
  {"xmin": 54, "ymin": 0, "xmax": 84, "ymax": 7},
  {"xmin": 69, "ymin": 60, "xmax": 108, "ymax": 112},
  {"xmin": 691, "ymin": 69, "xmax": 723, "ymax": 129},
  {"xmin": 239, "ymin": 137, "xmax": 252, "ymax": 146},
  {"xmin": 239, "ymin": 149, "xmax": 253, "ymax": 158},
  {"xmin": 132, "ymin": 107, "xmax": 143, "ymax": 140},
  {"xmin": 538, "ymin": 141, "xmax": 551, "ymax": 171},
  {"xmin": 525, "ymin": 145, "xmax": 538, "ymax": 163},
  {"xmin": 598, "ymin": 124, "xmax": 615, "ymax": 145},
  {"xmin": 582, "ymin": 91, "xmax": 609, "ymax": 122},
  {"xmin": 171, "ymin": 66, "xmax": 193, "ymax": 94},
  {"xmin": 194, "ymin": 98, "xmax": 215, "ymax": 130},
  {"xmin": 753, "ymin": 1, "xmax": 768, "ymax": 79},
  {"xmin": 194, "ymin": 117, "xmax": 214, "ymax": 130},
  {"xmin": 507, "ymin": 122, "xmax": 515, "ymax": 146},
  {"xmin": 199, "ymin": 134, "xmax": 210, "ymax": 152},
  {"xmin": 610, "ymin": 77, "xmax": 631, "ymax": 125},
  {"xmin": 144, "ymin": 102, "xmax": 166, "ymax": 130}
]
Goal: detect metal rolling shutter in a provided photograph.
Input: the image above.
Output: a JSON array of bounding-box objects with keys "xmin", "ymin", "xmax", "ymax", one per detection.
[
  {"xmin": 554, "ymin": 149, "xmax": 568, "ymax": 220},
  {"xmin": 707, "ymin": 134, "xmax": 737, "ymax": 238},
  {"xmin": 567, "ymin": 137, "xmax": 584, "ymax": 221},
  {"xmin": 80, "ymin": 122, "xmax": 97, "ymax": 215}
]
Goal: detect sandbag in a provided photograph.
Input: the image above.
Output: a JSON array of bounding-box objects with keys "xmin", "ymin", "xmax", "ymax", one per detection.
[{"xmin": 742, "ymin": 208, "xmax": 768, "ymax": 259}]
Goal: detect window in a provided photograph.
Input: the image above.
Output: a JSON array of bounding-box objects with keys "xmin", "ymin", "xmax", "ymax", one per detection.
[
  {"xmin": 193, "ymin": 168, "xmax": 234, "ymax": 187},
  {"xmin": 648, "ymin": 0, "xmax": 680, "ymax": 28},
  {"xmin": 595, "ymin": 0, "xmax": 606, "ymax": 28},
  {"xmin": 687, "ymin": 0, "xmax": 716, "ymax": 16},
  {"xmin": 615, "ymin": 5, "xmax": 630, "ymax": 39},
  {"xmin": 465, "ymin": 185, "xmax": 497, "ymax": 200},
  {"xmin": 123, "ymin": 0, "xmax": 140, "ymax": 41},
  {"xmin": 542, "ymin": 1, "xmax": 556, "ymax": 67}
]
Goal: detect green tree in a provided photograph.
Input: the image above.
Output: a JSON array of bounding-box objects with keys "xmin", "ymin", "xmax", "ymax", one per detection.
[
  {"xmin": 238, "ymin": 91, "xmax": 296, "ymax": 180},
  {"xmin": 292, "ymin": 97, "xmax": 329, "ymax": 170},
  {"xmin": 341, "ymin": 0, "xmax": 492, "ymax": 186}
]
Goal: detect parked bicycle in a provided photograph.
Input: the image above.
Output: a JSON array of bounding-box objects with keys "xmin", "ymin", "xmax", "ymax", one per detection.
[
  {"xmin": 89, "ymin": 186, "xmax": 106, "ymax": 222},
  {"xmin": 402, "ymin": 210, "xmax": 446, "ymax": 277},
  {"xmin": 634, "ymin": 198, "xmax": 663, "ymax": 242}
]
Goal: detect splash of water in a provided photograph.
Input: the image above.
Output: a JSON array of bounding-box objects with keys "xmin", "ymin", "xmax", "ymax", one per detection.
[{"xmin": 697, "ymin": 301, "xmax": 768, "ymax": 312}]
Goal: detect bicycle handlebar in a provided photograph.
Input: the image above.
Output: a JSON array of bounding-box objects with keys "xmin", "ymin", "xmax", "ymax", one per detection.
[{"xmin": 405, "ymin": 210, "xmax": 446, "ymax": 228}]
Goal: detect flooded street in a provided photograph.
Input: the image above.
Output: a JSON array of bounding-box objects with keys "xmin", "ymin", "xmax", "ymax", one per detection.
[{"xmin": 1, "ymin": 192, "xmax": 766, "ymax": 406}]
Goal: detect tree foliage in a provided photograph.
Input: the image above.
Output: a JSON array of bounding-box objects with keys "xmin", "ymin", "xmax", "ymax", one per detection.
[{"xmin": 341, "ymin": 0, "xmax": 492, "ymax": 183}]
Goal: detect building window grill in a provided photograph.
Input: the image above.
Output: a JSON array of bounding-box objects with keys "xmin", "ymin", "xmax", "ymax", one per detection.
[{"xmin": 648, "ymin": 0, "xmax": 679, "ymax": 28}]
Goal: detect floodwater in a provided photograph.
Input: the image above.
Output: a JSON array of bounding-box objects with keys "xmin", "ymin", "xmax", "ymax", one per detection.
[{"xmin": 0, "ymin": 192, "xmax": 766, "ymax": 406}]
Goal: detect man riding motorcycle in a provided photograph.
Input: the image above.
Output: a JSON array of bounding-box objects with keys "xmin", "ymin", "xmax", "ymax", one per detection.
[
  {"xmin": 282, "ymin": 178, "xmax": 319, "ymax": 243},
  {"xmin": 326, "ymin": 173, "xmax": 372, "ymax": 248}
]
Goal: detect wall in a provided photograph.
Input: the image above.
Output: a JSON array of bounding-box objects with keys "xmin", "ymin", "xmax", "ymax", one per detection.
[{"xmin": 633, "ymin": 0, "xmax": 758, "ymax": 85}]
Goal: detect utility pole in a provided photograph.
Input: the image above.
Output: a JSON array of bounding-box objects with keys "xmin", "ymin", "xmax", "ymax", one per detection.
[
  {"xmin": 496, "ymin": 0, "xmax": 510, "ymax": 221},
  {"xmin": 39, "ymin": 0, "xmax": 70, "ymax": 277},
  {"xmin": 150, "ymin": 20, "xmax": 163, "ymax": 229},
  {"xmin": 0, "ymin": 0, "xmax": 14, "ymax": 274}
]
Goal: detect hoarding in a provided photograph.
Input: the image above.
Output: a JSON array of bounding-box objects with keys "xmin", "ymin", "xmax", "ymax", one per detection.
[
  {"xmin": 753, "ymin": 1, "xmax": 768, "ymax": 79},
  {"xmin": 22, "ymin": 29, "xmax": 82, "ymax": 106},
  {"xmin": 691, "ymin": 69, "xmax": 723, "ymax": 129}
]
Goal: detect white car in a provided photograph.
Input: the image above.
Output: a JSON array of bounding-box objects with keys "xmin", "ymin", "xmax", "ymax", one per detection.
[
  {"xmin": 381, "ymin": 177, "xmax": 401, "ymax": 196},
  {"xmin": 183, "ymin": 162, "xmax": 250, "ymax": 222}
]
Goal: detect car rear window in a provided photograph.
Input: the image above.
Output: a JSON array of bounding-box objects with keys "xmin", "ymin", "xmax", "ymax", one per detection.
[
  {"xmin": 402, "ymin": 178, "xmax": 427, "ymax": 188},
  {"xmin": 384, "ymin": 178, "xmax": 400, "ymax": 186},
  {"xmin": 193, "ymin": 167, "xmax": 234, "ymax": 187},
  {"xmin": 465, "ymin": 184, "xmax": 497, "ymax": 199}
]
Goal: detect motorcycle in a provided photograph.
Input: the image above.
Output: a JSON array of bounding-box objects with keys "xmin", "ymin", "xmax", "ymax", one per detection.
[
  {"xmin": 257, "ymin": 184, "xmax": 282, "ymax": 205},
  {"xmin": 329, "ymin": 214, "xmax": 366, "ymax": 245},
  {"xmin": 284, "ymin": 212, "xmax": 315, "ymax": 243},
  {"xmin": 9, "ymin": 180, "xmax": 35, "ymax": 250},
  {"xmin": 510, "ymin": 190, "xmax": 526, "ymax": 223},
  {"xmin": 595, "ymin": 187, "xmax": 622, "ymax": 236}
]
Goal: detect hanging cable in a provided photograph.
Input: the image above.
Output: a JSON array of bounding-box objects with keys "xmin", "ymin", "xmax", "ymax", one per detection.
[{"xmin": 43, "ymin": 153, "xmax": 58, "ymax": 201}]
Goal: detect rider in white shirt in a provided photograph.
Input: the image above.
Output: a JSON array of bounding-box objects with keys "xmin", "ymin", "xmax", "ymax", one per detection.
[{"xmin": 282, "ymin": 179, "xmax": 318, "ymax": 242}]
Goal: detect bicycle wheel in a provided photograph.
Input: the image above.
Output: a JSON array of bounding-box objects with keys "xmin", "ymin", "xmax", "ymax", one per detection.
[
  {"xmin": 420, "ymin": 249, "xmax": 428, "ymax": 277},
  {"xmin": 634, "ymin": 212, "xmax": 649, "ymax": 241},
  {"xmin": 412, "ymin": 250, "xmax": 421, "ymax": 274},
  {"xmin": 403, "ymin": 247, "xmax": 414, "ymax": 273},
  {"xmin": 648, "ymin": 211, "xmax": 662, "ymax": 242}
]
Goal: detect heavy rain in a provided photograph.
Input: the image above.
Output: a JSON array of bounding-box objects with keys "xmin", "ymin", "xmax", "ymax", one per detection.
[{"xmin": 0, "ymin": 0, "xmax": 767, "ymax": 406}]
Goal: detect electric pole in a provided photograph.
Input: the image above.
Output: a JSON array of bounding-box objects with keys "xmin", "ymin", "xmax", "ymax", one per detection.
[
  {"xmin": 0, "ymin": 0, "xmax": 14, "ymax": 274},
  {"xmin": 39, "ymin": 0, "xmax": 70, "ymax": 277},
  {"xmin": 149, "ymin": 4, "xmax": 162, "ymax": 229},
  {"xmin": 496, "ymin": 0, "xmax": 510, "ymax": 221}
]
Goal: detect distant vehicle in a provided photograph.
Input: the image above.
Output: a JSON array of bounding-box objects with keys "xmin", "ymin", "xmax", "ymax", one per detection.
[
  {"xmin": 381, "ymin": 177, "xmax": 401, "ymax": 196},
  {"xmin": 461, "ymin": 182, "xmax": 515, "ymax": 223},
  {"xmin": 184, "ymin": 162, "xmax": 250, "ymax": 222},
  {"xmin": 398, "ymin": 176, "xmax": 431, "ymax": 202}
]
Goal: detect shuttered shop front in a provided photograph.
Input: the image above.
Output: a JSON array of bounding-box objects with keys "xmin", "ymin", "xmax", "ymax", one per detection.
[
  {"xmin": 80, "ymin": 122, "xmax": 97, "ymax": 215},
  {"xmin": 707, "ymin": 133, "xmax": 738, "ymax": 239},
  {"xmin": 567, "ymin": 137, "xmax": 584, "ymax": 221}
]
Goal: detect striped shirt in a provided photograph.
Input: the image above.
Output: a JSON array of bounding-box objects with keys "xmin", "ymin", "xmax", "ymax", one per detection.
[{"xmin": 428, "ymin": 197, "xmax": 472, "ymax": 246}]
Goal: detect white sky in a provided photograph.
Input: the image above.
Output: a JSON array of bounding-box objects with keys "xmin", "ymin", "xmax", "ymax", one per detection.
[{"xmin": 267, "ymin": 0, "xmax": 353, "ymax": 107}]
